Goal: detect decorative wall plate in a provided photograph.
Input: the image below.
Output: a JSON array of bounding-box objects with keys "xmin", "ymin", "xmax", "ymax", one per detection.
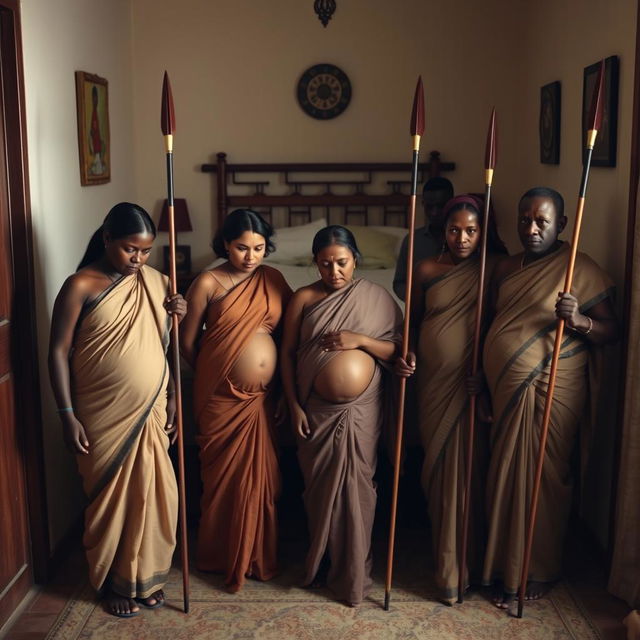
[{"xmin": 297, "ymin": 63, "xmax": 351, "ymax": 120}]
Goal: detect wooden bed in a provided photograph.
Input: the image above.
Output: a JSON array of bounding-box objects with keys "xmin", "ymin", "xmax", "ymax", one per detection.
[{"xmin": 200, "ymin": 150, "xmax": 456, "ymax": 300}]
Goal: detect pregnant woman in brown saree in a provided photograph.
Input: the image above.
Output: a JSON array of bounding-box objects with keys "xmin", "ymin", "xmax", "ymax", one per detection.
[
  {"xmin": 281, "ymin": 225, "xmax": 402, "ymax": 607},
  {"xmin": 181, "ymin": 209, "xmax": 291, "ymax": 593},
  {"xmin": 396, "ymin": 195, "xmax": 508, "ymax": 604}
]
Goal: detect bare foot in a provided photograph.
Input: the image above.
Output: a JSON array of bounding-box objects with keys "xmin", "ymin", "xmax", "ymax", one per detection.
[
  {"xmin": 135, "ymin": 589, "xmax": 165, "ymax": 609},
  {"xmin": 105, "ymin": 590, "xmax": 140, "ymax": 618},
  {"xmin": 490, "ymin": 583, "xmax": 514, "ymax": 609},
  {"xmin": 525, "ymin": 581, "xmax": 553, "ymax": 601}
]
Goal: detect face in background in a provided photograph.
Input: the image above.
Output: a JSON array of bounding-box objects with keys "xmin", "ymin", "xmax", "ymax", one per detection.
[
  {"xmin": 423, "ymin": 188, "xmax": 452, "ymax": 232},
  {"xmin": 445, "ymin": 208, "xmax": 481, "ymax": 262},
  {"xmin": 104, "ymin": 231, "xmax": 154, "ymax": 276},
  {"xmin": 517, "ymin": 196, "xmax": 566, "ymax": 257},
  {"xmin": 315, "ymin": 243, "xmax": 356, "ymax": 291},
  {"xmin": 225, "ymin": 230, "xmax": 266, "ymax": 273}
]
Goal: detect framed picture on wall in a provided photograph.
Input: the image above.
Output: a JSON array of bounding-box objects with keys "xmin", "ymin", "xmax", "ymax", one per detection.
[
  {"xmin": 540, "ymin": 81, "xmax": 561, "ymax": 164},
  {"xmin": 582, "ymin": 56, "xmax": 619, "ymax": 167},
  {"xmin": 75, "ymin": 71, "xmax": 110, "ymax": 185}
]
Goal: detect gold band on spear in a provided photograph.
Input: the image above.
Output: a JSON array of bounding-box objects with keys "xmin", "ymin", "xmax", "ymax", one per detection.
[
  {"xmin": 458, "ymin": 108, "xmax": 497, "ymax": 604},
  {"xmin": 161, "ymin": 71, "xmax": 190, "ymax": 614},
  {"xmin": 384, "ymin": 75, "xmax": 425, "ymax": 611},
  {"xmin": 517, "ymin": 59, "xmax": 605, "ymax": 619}
]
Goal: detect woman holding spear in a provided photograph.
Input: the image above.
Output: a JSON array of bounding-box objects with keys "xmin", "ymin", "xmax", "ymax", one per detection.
[
  {"xmin": 395, "ymin": 194, "xmax": 507, "ymax": 605},
  {"xmin": 481, "ymin": 186, "xmax": 618, "ymax": 609}
]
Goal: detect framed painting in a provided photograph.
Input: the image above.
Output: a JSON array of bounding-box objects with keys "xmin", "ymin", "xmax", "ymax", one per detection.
[
  {"xmin": 582, "ymin": 56, "xmax": 619, "ymax": 167},
  {"xmin": 540, "ymin": 81, "xmax": 561, "ymax": 164},
  {"xmin": 75, "ymin": 71, "xmax": 110, "ymax": 185}
]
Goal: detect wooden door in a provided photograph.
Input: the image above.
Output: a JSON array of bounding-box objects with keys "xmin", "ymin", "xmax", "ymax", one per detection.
[{"xmin": 0, "ymin": 0, "xmax": 48, "ymax": 629}]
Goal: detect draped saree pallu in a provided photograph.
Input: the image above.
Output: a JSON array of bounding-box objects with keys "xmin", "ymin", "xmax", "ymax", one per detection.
[
  {"xmin": 418, "ymin": 257, "xmax": 491, "ymax": 604},
  {"xmin": 72, "ymin": 265, "xmax": 178, "ymax": 599},
  {"xmin": 194, "ymin": 265, "xmax": 290, "ymax": 592},
  {"xmin": 296, "ymin": 279, "xmax": 402, "ymax": 606},
  {"xmin": 481, "ymin": 244, "xmax": 614, "ymax": 594}
]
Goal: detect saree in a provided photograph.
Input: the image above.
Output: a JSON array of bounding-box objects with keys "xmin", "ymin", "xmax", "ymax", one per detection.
[
  {"xmin": 481, "ymin": 244, "xmax": 613, "ymax": 593},
  {"xmin": 194, "ymin": 265, "xmax": 290, "ymax": 592},
  {"xmin": 296, "ymin": 279, "xmax": 402, "ymax": 605},
  {"xmin": 418, "ymin": 257, "xmax": 490, "ymax": 602},
  {"xmin": 71, "ymin": 265, "xmax": 177, "ymax": 598}
]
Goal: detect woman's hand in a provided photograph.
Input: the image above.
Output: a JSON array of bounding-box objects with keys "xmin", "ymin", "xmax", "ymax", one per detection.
[
  {"xmin": 465, "ymin": 370, "xmax": 486, "ymax": 396},
  {"xmin": 164, "ymin": 294, "xmax": 187, "ymax": 322},
  {"xmin": 555, "ymin": 291, "xmax": 588, "ymax": 331},
  {"xmin": 291, "ymin": 403, "xmax": 310, "ymax": 439},
  {"xmin": 319, "ymin": 330, "xmax": 362, "ymax": 352},
  {"xmin": 61, "ymin": 414, "xmax": 90, "ymax": 454},
  {"xmin": 395, "ymin": 352, "xmax": 416, "ymax": 377},
  {"xmin": 165, "ymin": 393, "xmax": 178, "ymax": 443}
]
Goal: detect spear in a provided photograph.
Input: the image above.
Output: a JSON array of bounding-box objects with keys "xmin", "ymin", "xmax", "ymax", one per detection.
[
  {"xmin": 517, "ymin": 59, "xmax": 605, "ymax": 619},
  {"xmin": 384, "ymin": 75, "xmax": 425, "ymax": 611},
  {"xmin": 161, "ymin": 71, "xmax": 190, "ymax": 614},
  {"xmin": 457, "ymin": 108, "xmax": 497, "ymax": 604}
]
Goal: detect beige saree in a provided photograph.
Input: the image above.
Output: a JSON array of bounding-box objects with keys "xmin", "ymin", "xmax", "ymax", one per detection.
[
  {"xmin": 71, "ymin": 265, "xmax": 178, "ymax": 598},
  {"xmin": 418, "ymin": 257, "xmax": 491, "ymax": 602},
  {"xmin": 482, "ymin": 244, "xmax": 613, "ymax": 593},
  {"xmin": 296, "ymin": 278, "xmax": 402, "ymax": 605}
]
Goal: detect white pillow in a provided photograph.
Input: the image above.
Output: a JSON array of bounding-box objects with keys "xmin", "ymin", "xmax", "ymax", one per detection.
[{"xmin": 265, "ymin": 218, "xmax": 327, "ymax": 264}]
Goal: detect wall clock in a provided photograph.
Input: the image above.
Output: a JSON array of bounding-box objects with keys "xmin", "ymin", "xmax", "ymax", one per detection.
[{"xmin": 297, "ymin": 63, "xmax": 351, "ymax": 120}]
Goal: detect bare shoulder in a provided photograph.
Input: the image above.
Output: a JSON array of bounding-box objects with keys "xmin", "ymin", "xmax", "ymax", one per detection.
[
  {"xmin": 492, "ymin": 253, "xmax": 521, "ymax": 288},
  {"xmin": 187, "ymin": 269, "xmax": 226, "ymax": 301},
  {"xmin": 414, "ymin": 256, "xmax": 442, "ymax": 283},
  {"xmin": 290, "ymin": 282, "xmax": 322, "ymax": 309},
  {"xmin": 60, "ymin": 268, "xmax": 106, "ymax": 301}
]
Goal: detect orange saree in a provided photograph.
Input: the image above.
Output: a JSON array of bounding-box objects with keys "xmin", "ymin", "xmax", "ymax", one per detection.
[{"xmin": 194, "ymin": 265, "xmax": 290, "ymax": 592}]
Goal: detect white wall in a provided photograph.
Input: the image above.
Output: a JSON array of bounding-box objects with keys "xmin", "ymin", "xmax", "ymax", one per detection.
[{"xmin": 20, "ymin": 0, "xmax": 136, "ymax": 549}]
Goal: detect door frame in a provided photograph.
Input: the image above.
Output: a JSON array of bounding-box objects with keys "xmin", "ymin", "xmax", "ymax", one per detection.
[{"xmin": 0, "ymin": 0, "xmax": 49, "ymax": 583}]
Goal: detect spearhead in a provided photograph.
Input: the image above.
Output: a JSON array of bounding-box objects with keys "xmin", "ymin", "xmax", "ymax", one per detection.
[
  {"xmin": 586, "ymin": 60, "xmax": 605, "ymax": 148},
  {"xmin": 161, "ymin": 71, "xmax": 176, "ymax": 152},
  {"xmin": 410, "ymin": 76, "xmax": 425, "ymax": 151},
  {"xmin": 485, "ymin": 107, "xmax": 497, "ymax": 186}
]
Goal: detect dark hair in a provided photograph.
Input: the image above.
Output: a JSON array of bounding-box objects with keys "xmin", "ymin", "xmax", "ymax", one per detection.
[
  {"xmin": 211, "ymin": 209, "xmax": 275, "ymax": 258},
  {"xmin": 518, "ymin": 187, "xmax": 565, "ymax": 218},
  {"xmin": 444, "ymin": 195, "xmax": 508, "ymax": 256},
  {"xmin": 77, "ymin": 202, "xmax": 156, "ymax": 270},
  {"xmin": 423, "ymin": 176, "xmax": 454, "ymax": 199},
  {"xmin": 311, "ymin": 225, "xmax": 362, "ymax": 262}
]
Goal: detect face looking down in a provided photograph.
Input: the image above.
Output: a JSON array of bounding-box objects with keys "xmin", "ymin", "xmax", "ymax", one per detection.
[
  {"xmin": 104, "ymin": 231, "xmax": 154, "ymax": 276},
  {"xmin": 315, "ymin": 243, "xmax": 356, "ymax": 291},
  {"xmin": 225, "ymin": 230, "xmax": 267, "ymax": 273}
]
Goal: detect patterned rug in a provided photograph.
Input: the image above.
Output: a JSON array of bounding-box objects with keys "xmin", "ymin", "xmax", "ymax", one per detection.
[{"xmin": 45, "ymin": 529, "xmax": 600, "ymax": 640}]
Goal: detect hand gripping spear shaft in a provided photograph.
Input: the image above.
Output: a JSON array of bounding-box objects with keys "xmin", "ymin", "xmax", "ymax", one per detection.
[
  {"xmin": 517, "ymin": 59, "xmax": 605, "ymax": 619},
  {"xmin": 458, "ymin": 108, "xmax": 497, "ymax": 604},
  {"xmin": 161, "ymin": 71, "xmax": 190, "ymax": 614},
  {"xmin": 384, "ymin": 76, "xmax": 425, "ymax": 612}
]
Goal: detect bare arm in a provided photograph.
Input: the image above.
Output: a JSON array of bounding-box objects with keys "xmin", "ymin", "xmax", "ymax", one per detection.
[
  {"xmin": 280, "ymin": 289, "xmax": 310, "ymax": 438},
  {"xmin": 318, "ymin": 331, "xmax": 398, "ymax": 362},
  {"xmin": 48, "ymin": 275, "xmax": 90, "ymax": 454},
  {"xmin": 556, "ymin": 293, "xmax": 619, "ymax": 346},
  {"xmin": 180, "ymin": 272, "xmax": 216, "ymax": 369}
]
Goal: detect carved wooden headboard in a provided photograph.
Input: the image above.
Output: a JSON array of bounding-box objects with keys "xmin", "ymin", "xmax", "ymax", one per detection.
[{"xmin": 201, "ymin": 150, "xmax": 455, "ymax": 230}]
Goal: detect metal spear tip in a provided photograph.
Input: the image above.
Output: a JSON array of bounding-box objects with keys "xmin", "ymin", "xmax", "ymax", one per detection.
[
  {"xmin": 588, "ymin": 60, "xmax": 605, "ymax": 132},
  {"xmin": 410, "ymin": 76, "xmax": 425, "ymax": 137},
  {"xmin": 485, "ymin": 107, "xmax": 497, "ymax": 169},
  {"xmin": 161, "ymin": 71, "xmax": 176, "ymax": 136}
]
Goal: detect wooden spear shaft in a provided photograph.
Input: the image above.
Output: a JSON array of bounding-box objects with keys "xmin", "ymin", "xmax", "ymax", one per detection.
[
  {"xmin": 517, "ymin": 61, "xmax": 604, "ymax": 619},
  {"xmin": 162, "ymin": 72, "xmax": 190, "ymax": 614},
  {"xmin": 458, "ymin": 109, "xmax": 497, "ymax": 604},
  {"xmin": 385, "ymin": 76, "xmax": 424, "ymax": 611}
]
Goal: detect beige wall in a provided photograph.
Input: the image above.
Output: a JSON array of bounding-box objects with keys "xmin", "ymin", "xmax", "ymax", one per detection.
[{"xmin": 21, "ymin": 0, "xmax": 136, "ymax": 549}]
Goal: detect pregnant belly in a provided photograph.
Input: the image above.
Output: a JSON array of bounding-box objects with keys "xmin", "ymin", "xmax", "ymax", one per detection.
[
  {"xmin": 228, "ymin": 332, "xmax": 277, "ymax": 390},
  {"xmin": 313, "ymin": 350, "xmax": 376, "ymax": 403}
]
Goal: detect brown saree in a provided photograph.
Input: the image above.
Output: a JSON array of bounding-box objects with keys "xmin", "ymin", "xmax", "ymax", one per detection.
[
  {"xmin": 193, "ymin": 265, "xmax": 290, "ymax": 592},
  {"xmin": 296, "ymin": 278, "xmax": 402, "ymax": 605},
  {"xmin": 418, "ymin": 257, "xmax": 491, "ymax": 603},
  {"xmin": 482, "ymin": 244, "xmax": 613, "ymax": 593},
  {"xmin": 71, "ymin": 265, "xmax": 177, "ymax": 599}
]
